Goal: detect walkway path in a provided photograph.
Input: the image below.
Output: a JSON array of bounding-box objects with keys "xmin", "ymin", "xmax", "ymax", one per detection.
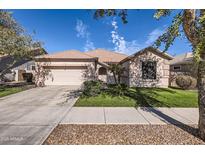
[{"xmin": 61, "ymin": 107, "xmax": 199, "ymax": 125}]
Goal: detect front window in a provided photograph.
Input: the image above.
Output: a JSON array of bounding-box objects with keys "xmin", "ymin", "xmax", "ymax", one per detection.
[
  {"xmin": 173, "ymin": 66, "xmax": 181, "ymax": 71},
  {"xmin": 31, "ymin": 65, "xmax": 36, "ymax": 70},
  {"xmin": 142, "ymin": 61, "xmax": 157, "ymax": 79},
  {"xmin": 98, "ymin": 67, "xmax": 107, "ymax": 75}
]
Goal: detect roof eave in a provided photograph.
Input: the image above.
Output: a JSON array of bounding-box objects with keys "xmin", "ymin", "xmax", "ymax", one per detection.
[
  {"xmin": 97, "ymin": 61, "xmax": 109, "ymax": 68},
  {"xmin": 35, "ymin": 57, "xmax": 98, "ymax": 62},
  {"xmin": 119, "ymin": 46, "xmax": 173, "ymax": 64}
]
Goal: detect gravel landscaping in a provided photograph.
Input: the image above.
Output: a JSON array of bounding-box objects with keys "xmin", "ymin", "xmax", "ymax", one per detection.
[{"xmin": 44, "ymin": 124, "xmax": 205, "ymax": 145}]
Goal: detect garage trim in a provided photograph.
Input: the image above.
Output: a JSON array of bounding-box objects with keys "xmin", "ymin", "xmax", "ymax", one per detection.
[{"xmin": 43, "ymin": 66, "xmax": 87, "ymax": 69}]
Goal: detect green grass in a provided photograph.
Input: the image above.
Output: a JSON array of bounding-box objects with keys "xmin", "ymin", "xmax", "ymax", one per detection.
[
  {"xmin": 0, "ymin": 86, "xmax": 25, "ymax": 98},
  {"xmin": 75, "ymin": 88, "xmax": 198, "ymax": 107},
  {"xmin": 75, "ymin": 94, "xmax": 136, "ymax": 107}
]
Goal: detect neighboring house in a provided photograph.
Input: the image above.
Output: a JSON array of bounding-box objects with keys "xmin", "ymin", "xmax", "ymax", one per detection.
[
  {"xmin": 170, "ymin": 52, "xmax": 193, "ymax": 73},
  {"xmin": 12, "ymin": 60, "xmax": 38, "ymax": 81},
  {"xmin": 35, "ymin": 47, "xmax": 173, "ymax": 88},
  {"xmin": 169, "ymin": 52, "xmax": 197, "ymax": 87},
  {"xmin": 0, "ymin": 48, "xmax": 47, "ymax": 82}
]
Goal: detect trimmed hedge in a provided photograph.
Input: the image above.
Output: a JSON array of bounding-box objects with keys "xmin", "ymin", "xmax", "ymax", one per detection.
[{"xmin": 176, "ymin": 75, "xmax": 195, "ymax": 89}]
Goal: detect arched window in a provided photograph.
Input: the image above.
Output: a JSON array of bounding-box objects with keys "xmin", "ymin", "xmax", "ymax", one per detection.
[{"xmin": 98, "ymin": 67, "xmax": 107, "ymax": 75}]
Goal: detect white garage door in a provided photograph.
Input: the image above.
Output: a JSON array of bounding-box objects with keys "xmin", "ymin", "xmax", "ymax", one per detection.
[{"xmin": 44, "ymin": 66, "xmax": 87, "ymax": 86}]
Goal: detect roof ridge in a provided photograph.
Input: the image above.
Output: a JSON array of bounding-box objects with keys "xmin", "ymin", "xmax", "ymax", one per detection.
[
  {"xmin": 50, "ymin": 49, "xmax": 81, "ymax": 54},
  {"xmin": 81, "ymin": 52, "xmax": 97, "ymax": 59},
  {"xmin": 49, "ymin": 50, "xmax": 95, "ymax": 58},
  {"xmin": 86, "ymin": 48, "xmax": 128, "ymax": 56},
  {"xmin": 37, "ymin": 49, "xmax": 97, "ymax": 59}
]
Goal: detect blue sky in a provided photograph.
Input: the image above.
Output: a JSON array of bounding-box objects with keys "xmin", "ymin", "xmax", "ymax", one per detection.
[{"xmin": 10, "ymin": 9, "xmax": 192, "ymax": 56}]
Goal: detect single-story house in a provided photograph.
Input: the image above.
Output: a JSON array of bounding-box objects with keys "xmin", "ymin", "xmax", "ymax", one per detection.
[{"xmin": 35, "ymin": 47, "xmax": 173, "ymax": 88}]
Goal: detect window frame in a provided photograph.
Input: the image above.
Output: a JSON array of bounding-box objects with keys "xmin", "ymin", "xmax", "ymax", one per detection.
[
  {"xmin": 98, "ymin": 67, "xmax": 107, "ymax": 75},
  {"xmin": 31, "ymin": 65, "xmax": 36, "ymax": 71},
  {"xmin": 141, "ymin": 60, "xmax": 157, "ymax": 80},
  {"xmin": 173, "ymin": 65, "xmax": 181, "ymax": 71}
]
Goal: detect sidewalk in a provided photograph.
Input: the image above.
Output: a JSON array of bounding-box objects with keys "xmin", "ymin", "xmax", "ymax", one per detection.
[{"xmin": 61, "ymin": 107, "xmax": 199, "ymax": 125}]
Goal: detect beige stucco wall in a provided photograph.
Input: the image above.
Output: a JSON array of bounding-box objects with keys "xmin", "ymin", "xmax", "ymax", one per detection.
[
  {"xmin": 121, "ymin": 61, "xmax": 130, "ymax": 85},
  {"xmin": 107, "ymin": 71, "xmax": 116, "ymax": 84},
  {"xmin": 96, "ymin": 64, "xmax": 116, "ymax": 84},
  {"xmin": 96, "ymin": 64, "xmax": 107, "ymax": 83},
  {"xmin": 127, "ymin": 50, "xmax": 170, "ymax": 88}
]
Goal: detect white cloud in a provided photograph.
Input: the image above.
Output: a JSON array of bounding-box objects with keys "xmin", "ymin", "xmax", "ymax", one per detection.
[
  {"xmin": 75, "ymin": 20, "xmax": 95, "ymax": 51},
  {"xmin": 124, "ymin": 40, "xmax": 143, "ymax": 54},
  {"xmin": 145, "ymin": 28, "xmax": 164, "ymax": 45},
  {"xmin": 110, "ymin": 19, "xmax": 165, "ymax": 55},
  {"xmin": 75, "ymin": 20, "xmax": 88, "ymax": 38},
  {"xmin": 84, "ymin": 39, "xmax": 95, "ymax": 52},
  {"xmin": 110, "ymin": 19, "xmax": 142, "ymax": 55},
  {"xmin": 75, "ymin": 19, "xmax": 165, "ymax": 54}
]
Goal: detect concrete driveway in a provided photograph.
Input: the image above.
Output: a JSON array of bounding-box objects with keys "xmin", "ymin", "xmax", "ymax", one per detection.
[{"xmin": 0, "ymin": 86, "xmax": 79, "ymax": 145}]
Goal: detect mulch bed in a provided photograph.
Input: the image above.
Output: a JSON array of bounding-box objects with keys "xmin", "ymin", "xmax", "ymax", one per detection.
[{"xmin": 44, "ymin": 124, "xmax": 205, "ymax": 145}]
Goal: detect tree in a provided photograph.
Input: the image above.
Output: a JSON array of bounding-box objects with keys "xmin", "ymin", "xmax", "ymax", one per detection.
[
  {"xmin": 94, "ymin": 9, "xmax": 205, "ymax": 140},
  {"xmin": 108, "ymin": 64, "xmax": 125, "ymax": 85},
  {"xmin": 0, "ymin": 10, "xmax": 42, "ymax": 79}
]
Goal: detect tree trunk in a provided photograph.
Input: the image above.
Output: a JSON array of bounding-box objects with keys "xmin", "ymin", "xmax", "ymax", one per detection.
[
  {"xmin": 198, "ymin": 59, "xmax": 205, "ymax": 140},
  {"xmin": 112, "ymin": 71, "xmax": 118, "ymax": 85},
  {"xmin": 117, "ymin": 74, "xmax": 121, "ymax": 85}
]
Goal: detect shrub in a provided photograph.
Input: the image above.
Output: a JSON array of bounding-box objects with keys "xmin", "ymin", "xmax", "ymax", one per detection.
[
  {"xmin": 106, "ymin": 84, "xmax": 128, "ymax": 96},
  {"xmin": 175, "ymin": 75, "xmax": 194, "ymax": 89},
  {"xmin": 190, "ymin": 77, "xmax": 197, "ymax": 89},
  {"xmin": 82, "ymin": 80, "xmax": 104, "ymax": 97}
]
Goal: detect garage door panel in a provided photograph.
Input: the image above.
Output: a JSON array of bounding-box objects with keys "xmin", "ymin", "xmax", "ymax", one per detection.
[{"xmin": 45, "ymin": 68, "xmax": 86, "ymax": 86}]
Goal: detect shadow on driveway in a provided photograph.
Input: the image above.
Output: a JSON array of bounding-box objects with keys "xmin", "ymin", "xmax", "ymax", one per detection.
[{"xmin": 66, "ymin": 90, "xmax": 82, "ymax": 100}]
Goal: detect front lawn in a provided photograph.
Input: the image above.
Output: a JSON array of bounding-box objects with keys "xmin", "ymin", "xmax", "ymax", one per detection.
[
  {"xmin": 75, "ymin": 93, "xmax": 136, "ymax": 107},
  {"xmin": 75, "ymin": 87, "xmax": 198, "ymax": 107},
  {"xmin": 0, "ymin": 86, "xmax": 27, "ymax": 98}
]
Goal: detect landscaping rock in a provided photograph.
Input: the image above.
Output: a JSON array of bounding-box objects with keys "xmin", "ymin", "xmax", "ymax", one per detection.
[{"xmin": 44, "ymin": 124, "xmax": 205, "ymax": 145}]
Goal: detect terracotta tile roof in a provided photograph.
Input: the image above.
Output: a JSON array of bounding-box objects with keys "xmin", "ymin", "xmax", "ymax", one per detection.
[
  {"xmin": 85, "ymin": 49, "xmax": 128, "ymax": 63},
  {"xmin": 37, "ymin": 50, "xmax": 96, "ymax": 59}
]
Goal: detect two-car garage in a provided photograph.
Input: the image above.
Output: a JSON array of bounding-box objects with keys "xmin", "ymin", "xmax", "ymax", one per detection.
[
  {"xmin": 35, "ymin": 50, "xmax": 98, "ymax": 87},
  {"xmin": 44, "ymin": 66, "xmax": 87, "ymax": 86},
  {"xmin": 35, "ymin": 49, "xmax": 98, "ymax": 87}
]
